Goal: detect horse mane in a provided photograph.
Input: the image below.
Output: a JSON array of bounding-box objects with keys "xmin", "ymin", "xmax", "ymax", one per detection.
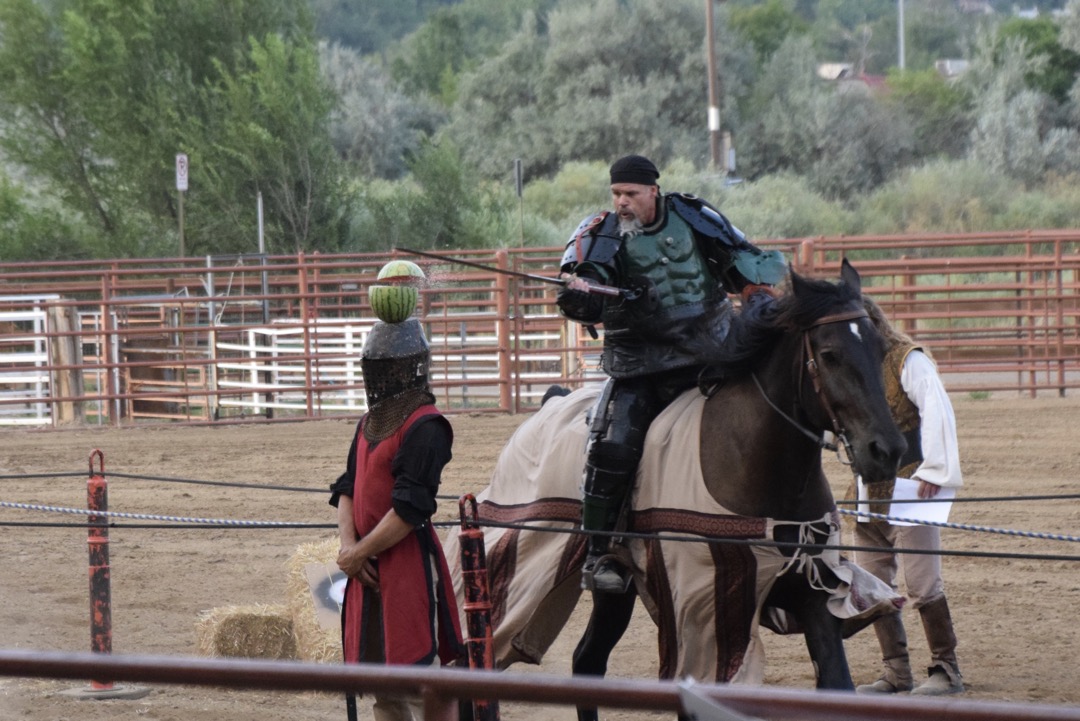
[
  {"xmin": 772, "ymin": 271, "xmax": 863, "ymax": 329},
  {"xmin": 694, "ymin": 272, "xmax": 862, "ymax": 381}
]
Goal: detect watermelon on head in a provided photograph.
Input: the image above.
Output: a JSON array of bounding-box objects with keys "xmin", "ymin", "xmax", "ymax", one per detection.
[{"xmin": 369, "ymin": 260, "xmax": 425, "ymax": 323}]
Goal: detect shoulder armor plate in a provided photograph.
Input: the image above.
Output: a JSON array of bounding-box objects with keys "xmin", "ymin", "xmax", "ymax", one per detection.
[
  {"xmin": 561, "ymin": 211, "xmax": 621, "ymax": 270},
  {"xmin": 667, "ymin": 193, "xmax": 750, "ymax": 250}
]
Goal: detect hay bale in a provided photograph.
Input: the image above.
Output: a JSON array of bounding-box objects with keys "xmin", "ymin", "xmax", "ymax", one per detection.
[
  {"xmin": 195, "ymin": 603, "xmax": 297, "ymax": 660},
  {"xmin": 285, "ymin": 537, "xmax": 344, "ymax": 663}
]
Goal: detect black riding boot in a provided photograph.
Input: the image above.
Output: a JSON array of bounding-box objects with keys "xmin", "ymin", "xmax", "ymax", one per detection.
[{"xmin": 580, "ymin": 466, "xmax": 633, "ymax": 593}]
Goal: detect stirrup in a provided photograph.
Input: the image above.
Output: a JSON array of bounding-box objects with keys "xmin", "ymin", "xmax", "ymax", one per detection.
[{"xmin": 581, "ymin": 553, "xmax": 631, "ymax": 593}]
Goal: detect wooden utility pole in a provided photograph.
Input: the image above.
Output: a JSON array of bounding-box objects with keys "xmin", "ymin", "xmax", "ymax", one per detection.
[
  {"xmin": 706, "ymin": 0, "xmax": 721, "ymax": 171},
  {"xmin": 897, "ymin": 0, "xmax": 906, "ymax": 70},
  {"xmin": 706, "ymin": 1, "xmax": 730, "ymax": 173}
]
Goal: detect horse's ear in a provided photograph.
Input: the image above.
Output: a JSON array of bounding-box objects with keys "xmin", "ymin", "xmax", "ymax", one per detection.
[{"xmin": 840, "ymin": 258, "xmax": 861, "ymax": 296}]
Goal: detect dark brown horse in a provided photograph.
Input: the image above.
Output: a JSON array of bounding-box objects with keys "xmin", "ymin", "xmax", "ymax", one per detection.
[{"xmin": 444, "ymin": 261, "xmax": 905, "ymax": 719}]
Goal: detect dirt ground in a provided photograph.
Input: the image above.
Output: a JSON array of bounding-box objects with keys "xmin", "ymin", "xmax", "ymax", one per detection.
[{"xmin": 1, "ymin": 392, "xmax": 1080, "ymax": 720}]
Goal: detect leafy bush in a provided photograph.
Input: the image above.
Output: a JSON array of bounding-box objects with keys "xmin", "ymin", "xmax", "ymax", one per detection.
[
  {"xmin": 720, "ymin": 173, "xmax": 854, "ymax": 239},
  {"xmin": 851, "ymin": 159, "xmax": 1016, "ymax": 235}
]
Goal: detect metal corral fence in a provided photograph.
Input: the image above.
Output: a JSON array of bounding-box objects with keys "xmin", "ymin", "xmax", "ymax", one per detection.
[
  {"xmin": 1, "ymin": 229, "xmax": 1079, "ymax": 427},
  {"xmin": 3, "ymin": 649, "xmax": 1080, "ymax": 721}
]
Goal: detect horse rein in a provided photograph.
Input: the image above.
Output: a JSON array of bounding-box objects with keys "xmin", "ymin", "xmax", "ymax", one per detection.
[{"xmin": 751, "ymin": 308, "xmax": 869, "ymax": 465}]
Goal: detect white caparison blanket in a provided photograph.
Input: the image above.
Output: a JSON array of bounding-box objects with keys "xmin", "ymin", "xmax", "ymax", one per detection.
[{"xmin": 443, "ymin": 384, "xmax": 903, "ymax": 682}]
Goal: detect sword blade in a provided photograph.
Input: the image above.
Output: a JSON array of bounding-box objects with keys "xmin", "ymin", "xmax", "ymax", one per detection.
[{"xmin": 394, "ymin": 247, "xmax": 622, "ymax": 297}]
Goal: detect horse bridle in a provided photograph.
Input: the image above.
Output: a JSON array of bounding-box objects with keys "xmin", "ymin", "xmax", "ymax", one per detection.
[{"xmin": 751, "ymin": 308, "xmax": 869, "ymax": 466}]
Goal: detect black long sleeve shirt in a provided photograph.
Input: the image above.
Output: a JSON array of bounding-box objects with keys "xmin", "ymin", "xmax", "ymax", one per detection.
[{"xmin": 328, "ymin": 415, "xmax": 452, "ymax": 527}]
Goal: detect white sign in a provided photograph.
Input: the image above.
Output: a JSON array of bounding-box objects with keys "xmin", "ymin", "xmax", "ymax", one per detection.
[{"xmin": 175, "ymin": 153, "xmax": 189, "ymax": 192}]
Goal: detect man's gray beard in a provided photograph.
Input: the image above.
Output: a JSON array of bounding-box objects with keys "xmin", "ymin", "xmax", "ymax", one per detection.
[{"xmin": 618, "ymin": 217, "xmax": 644, "ymax": 238}]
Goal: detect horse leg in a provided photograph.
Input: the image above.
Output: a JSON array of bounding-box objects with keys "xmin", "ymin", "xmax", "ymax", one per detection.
[
  {"xmin": 800, "ymin": 589, "xmax": 854, "ymax": 689},
  {"xmin": 571, "ymin": 588, "xmax": 637, "ymax": 721},
  {"xmin": 768, "ymin": 573, "xmax": 854, "ymax": 690}
]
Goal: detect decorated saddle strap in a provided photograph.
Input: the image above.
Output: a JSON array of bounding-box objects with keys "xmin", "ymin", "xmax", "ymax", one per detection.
[
  {"xmin": 630, "ymin": 508, "xmax": 766, "ymax": 539},
  {"xmin": 480, "ymin": 499, "xmax": 767, "ymax": 540},
  {"xmin": 478, "ymin": 498, "xmax": 581, "ymax": 525}
]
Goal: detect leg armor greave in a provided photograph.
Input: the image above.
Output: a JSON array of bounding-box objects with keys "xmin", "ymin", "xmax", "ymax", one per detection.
[{"xmin": 582, "ymin": 439, "xmax": 641, "ymax": 554}]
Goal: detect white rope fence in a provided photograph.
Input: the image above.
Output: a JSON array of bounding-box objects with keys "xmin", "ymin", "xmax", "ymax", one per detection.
[
  {"xmin": 0, "ymin": 499, "xmax": 308, "ymax": 527},
  {"xmin": 838, "ymin": 508, "xmax": 1080, "ymax": 543},
  {"xmin": 6, "ymin": 498, "xmax": 1080, "ymax": 544}
]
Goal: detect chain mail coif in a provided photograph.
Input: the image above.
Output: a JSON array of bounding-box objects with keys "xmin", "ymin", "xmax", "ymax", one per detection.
[{"xmin": 363, "ymin": 388, "xmax": 436, "ymax": 443}]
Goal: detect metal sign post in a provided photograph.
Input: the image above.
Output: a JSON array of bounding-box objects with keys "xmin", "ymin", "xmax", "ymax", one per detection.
[{"xmin": 176, "ymin": 153, "xmax": 189, "ymax": 257}]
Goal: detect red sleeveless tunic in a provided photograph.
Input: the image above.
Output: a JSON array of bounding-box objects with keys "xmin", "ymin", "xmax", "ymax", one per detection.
[{"xmin": 342, "ymin": 405, "xmax": 463, "ymax": 666}]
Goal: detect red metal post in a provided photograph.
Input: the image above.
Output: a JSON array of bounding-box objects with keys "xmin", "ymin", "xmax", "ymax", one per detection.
[
  {"xmin": 87, "ymin": 449, "xmax": 113, "ymax": 690},
  {"xmin": 458, "ymin": 494, "xmax": 500, "ymax": 721},
  {"xmin": 494, "ymin": 251, "xmax": 512, "ymax": 413},
  {"xmin": 1055, "ymin": 237, "xmax": 1066, "ymax": 397}
]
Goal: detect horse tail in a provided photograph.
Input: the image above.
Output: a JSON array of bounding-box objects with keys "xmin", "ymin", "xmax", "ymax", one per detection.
[{"xmin": 541, "ymin": 384, "xmax": 573, "ymax": 406}]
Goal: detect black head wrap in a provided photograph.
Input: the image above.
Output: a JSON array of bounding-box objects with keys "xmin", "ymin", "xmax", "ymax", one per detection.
[{"xmin": 609, "ymin": 155, "xmax": 660, "ymax": 186}]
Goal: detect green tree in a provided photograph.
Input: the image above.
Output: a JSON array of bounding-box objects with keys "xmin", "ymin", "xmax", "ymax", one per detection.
[
  {"xmin": 307, "ymin": 0, "xmax": 451, "ymax": 55},
  {"xmin": 739, "ymin": 34, "xmax": 915, "ymax": 199},
  {"xmin": 808, "ymin": 89, "xmax": 915, "ymax": 199},
  {"xmin": 0, "ymin": 0, "xmax": 348, "ymax": 258},
  {"xmin": 320, "ymin": 42, "xmax": 444, "ymax": 180},
  {"xmin": 0, "ymin": 172, "xmax": 96, "ymax": 261},
  {"xmin": 447, "ymin": 0, "xmax": 732, "ymax": 179},
  {"xmin": 963, "ymin": 29, "xmax": 1077, "ymax": 186},
  {"xmin": 999, "ymin": 15, "xmax": 1080, "ymax": 104},
  {"xmin": 1061, "ymin": 0, "xmax": 1080, "ymax": 53},
  {"xmin": 348, "ymin": 138, "xmax": 534, "ymax": 251},
  {"xmin": 729, "ymin": 0, "xmax": 810, "ymax": 62},
  {"xmin": 739, "ymin": 35, "xmax": 824, "ymax": 179},
  {"xmin": 194, "ymin": 32, "xmax": 350, "ymax": 254},
  {"xmin": 810, "ymin": 0, "xmax": 893, "ymax": 72},
  {"xmin": 888, "ymin": 1, "xmax": 969, "ymax": 73},
  {"xmin": 1057, "ymin": 0, "xmax": 1080, "ymax": 124},
  {"xmin": 390, "ymin": 8, "xmax": 472, "ymax": 106},
  {"xmin": 386, "ymin": 0, "xmax": 558, "ymax": 107},
  {"xmin": 884, "ymin": 68, "xmax": 973, "ymax": 160},
  {"xmin": 837, "ymin": 0, "xmax": 971, "ymax": 75},
  {"xmin": 0, "ymin": 0, "xmax": 163, "ymax": 256}
]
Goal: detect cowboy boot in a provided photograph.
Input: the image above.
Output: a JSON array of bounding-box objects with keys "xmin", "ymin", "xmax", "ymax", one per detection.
[
  {"xmin": 856, "ymin": 612, "xmax": 913, "ymax": 694},
  {"xmin": 911, "ymin": 597, "xmax": 964, "ymax": 695}
]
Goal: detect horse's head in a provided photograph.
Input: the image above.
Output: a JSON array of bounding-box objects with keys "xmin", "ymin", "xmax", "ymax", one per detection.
[{"xmin": 782, "ymin": 259, "xmax": 906, "ymax": 484}]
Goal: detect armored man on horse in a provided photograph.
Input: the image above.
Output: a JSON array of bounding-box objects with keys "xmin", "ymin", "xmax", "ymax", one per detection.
[{"xmin": 556, "ymin": 154, "xmax": 786, "ymax": 593}]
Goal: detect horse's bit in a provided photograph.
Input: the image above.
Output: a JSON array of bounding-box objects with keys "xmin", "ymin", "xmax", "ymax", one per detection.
[{"xmin": 752, "ymin": 308, "xmax": 869, "ymax": 466}]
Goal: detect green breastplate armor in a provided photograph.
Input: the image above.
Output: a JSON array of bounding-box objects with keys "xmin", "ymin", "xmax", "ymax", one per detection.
[
  {"xmin": 599, "ymin": 210, "xmax": 731, "ymax": 378},
  {"xmin": 618, "ymin": 212, "xmax": 715, "ymax": 309}
]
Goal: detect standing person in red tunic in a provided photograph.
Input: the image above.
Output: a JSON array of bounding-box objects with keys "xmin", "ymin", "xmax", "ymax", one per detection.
[{"xmin": 329, "ymin": 279, "xmax": 464, "ymax": 721}]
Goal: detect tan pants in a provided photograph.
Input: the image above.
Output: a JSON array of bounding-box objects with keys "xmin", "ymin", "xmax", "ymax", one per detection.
[
  {"xmin": 854, "ymin": 520, "xmax": 945, "ymax": 607},
  {"xmin": 372, "ymin": 693, "xmax": 430, "ymax": 721}
]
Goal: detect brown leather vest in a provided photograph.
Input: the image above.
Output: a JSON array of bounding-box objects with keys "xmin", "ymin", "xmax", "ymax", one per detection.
[{"xmin": 863, "ymin": 342, "xmax": 924, "ymax": 513}]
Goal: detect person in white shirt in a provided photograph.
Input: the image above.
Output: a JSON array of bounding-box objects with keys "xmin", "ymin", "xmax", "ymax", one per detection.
[{"xmin": 854, "ymin": 297, "xmax": 965, "ymax": 696}]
